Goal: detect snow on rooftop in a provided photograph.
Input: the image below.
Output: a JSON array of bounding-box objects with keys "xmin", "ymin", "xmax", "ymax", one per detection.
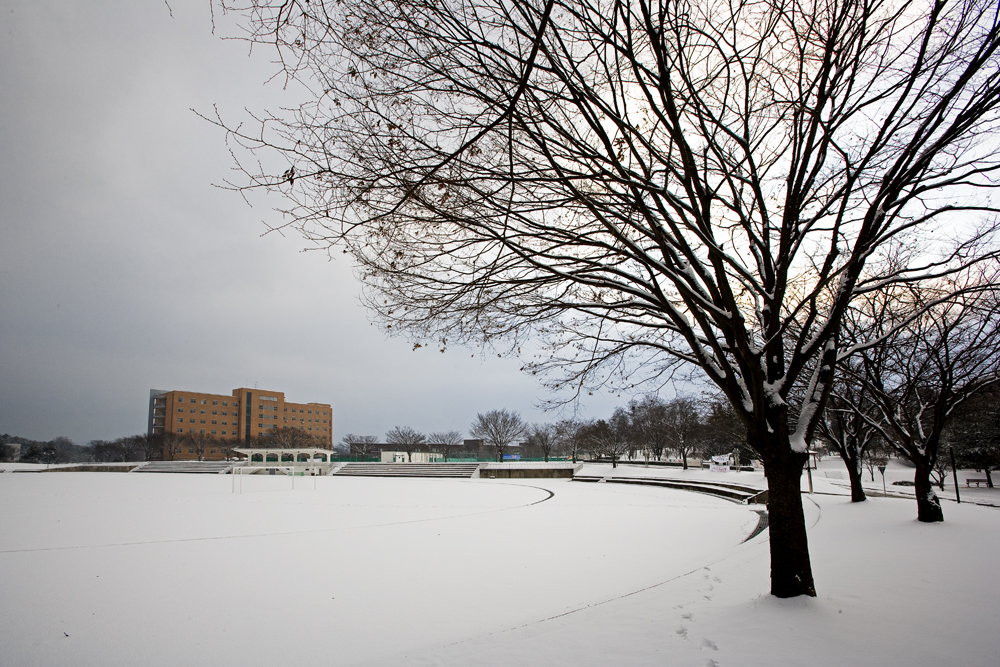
[{"xmin": 1, "ymin": 463, "xmax": 998, "ymax": 666}]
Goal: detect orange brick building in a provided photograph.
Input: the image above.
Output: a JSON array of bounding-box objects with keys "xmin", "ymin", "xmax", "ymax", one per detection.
[{"xmin": 148, "ymin": 387, "xmax": 332, "ymax": 459}]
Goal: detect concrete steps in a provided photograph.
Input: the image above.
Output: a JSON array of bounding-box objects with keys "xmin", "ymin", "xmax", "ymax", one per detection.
[
  {"xmin": 574, "ymin": 473, "xmax": 767, "ymax": 504},
  {"xmin": 135, "ymin": 461, "xmax": 236, "ymax": 474},
  {"xmin": 333, "ymin": 463, "xmax": 481, "ymax": 479}
]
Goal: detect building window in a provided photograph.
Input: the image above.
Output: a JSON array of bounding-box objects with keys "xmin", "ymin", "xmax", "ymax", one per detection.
[
  {"xmin": 212, "ymin": 410, "xmax": 217, "ymax": 415},
  {"xmin": 211, "ymin": 431, "xmax": 217, "ymax": 435},
  {"xmin": 200, "ymin": 429, "xmax": 205, "ymax": 434},
  {"xmin": 201, "ymin": 400, "xmax": 207, "ymax": 405},
  {"xmin": 211, "ymin": 448, "xmax": 216, "ymax": 453},
  {"xmin": 212, "ymin": 420, "xmax": 217, "ymax": 425},
  {"xmin": 178, "ymin": 397, "xmax": 184, "ymax": 403},
  {"xmin": 223, "ymin": 401, "xmax": 228, "ymax": 406},
  {"xmin": 177, "ymin": 408, "xmax": 183, "ymax": 413},
  {"xmin": 222, "ymin": 411, "xmax": 227, "ymax": 416},
  {"xmin": 200, "ymin": 419, "xmax": 206, "ymax": 424},
  {"xmin": 221, "ymin": 431, "xmax": 227, "ymax": 435},
  {"xmin": 190, "ymin": 409, "xmax": 196, "ymax": 413},
  {"xmin": 212, "ymin": 400, "xmax": 218, "ymax": 405},
  {"xmin": 178, "ymin": 428, "xmax": 183, "ymax": 433},
  {"xmin": 188, "ymin": 448, "xmax": 194, "ymax": 453},
  {"xmin": 201, "ymin": 410, "xmax": 206, "ymax": 414}
]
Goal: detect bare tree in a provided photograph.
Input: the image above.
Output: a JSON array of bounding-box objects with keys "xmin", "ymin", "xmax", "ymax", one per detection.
[
  {"xmin": 115, "ymin": 436, "xmax": 142, "ymax": 462},
  {"xmin": 526, "ymin": 423, "xmax": 557, "ymax": 462},
  {"xmin": 218, "ymin": 437, "xmax": 240, "ymax": 462},
  {"xmin": 817, "ymin": 373, "xmax": 882, "ymax": 502},
  {"xmin": 700, "ymin": 396, "xmax": 749, "ymax": 463},
  {"xmin": 470, "ymin": 409, "xmax": 527, "ymax": 462},
  {"xmin": 160, "ymin": 433, "xmax": 179, "ymax": 461},
  {"xmin": 88, "ymin": 440, "xmax": 114, "ymax": 463},
  {"xmin": 261, "ymin": 426, "xmax": 322, "ymax": 449},
  {"xmin": 861, "ymin": 442, "xmax": 892, "ymax": 485},
  {"xmin": 186, "ymin": 432, "xmax": 213, "ymax": 462},
  {"xmin": 554, "ymin": 418, "xmax": 586, "ymax": 463},
  {"xmin": 386, "ymin": 426, "xmax": 427, "ymax": 462},
  {"xmin": 140, "ymin": 434, "xmax": 163, "ymax": 461},
  {"xmin": 217, "ymin": 0, "xmax": 1000, "ymax": 597},
  {"xmin": 840, "ymin": 287, "xmax": 1000, "ymax": 521},
  {"xmin": 625, "ymin": 396, "xmax": 670, "ymax": 462},
  {"xmin": 429, "ymin": 430, "xmax": 463, "ymax": 461},
  {"xmin": 608, "ymin": 406, "xmax": 642, "ymax": 461},
  {"xmin": 342, "ymin": 434, "xmax": 379, "ymax": 459},
  {"xmin": 582, "ymin": 416, "xmax": 630, "ymax": 468},
  {"xmin": 662, "ymin": 396, "xmax": 703, "ymax": 470}
]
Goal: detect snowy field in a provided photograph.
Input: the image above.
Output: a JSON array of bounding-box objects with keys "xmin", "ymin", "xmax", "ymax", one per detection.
[{"xmin": 1, "ymin": 467, "xmax": 998, "ymax": 666}]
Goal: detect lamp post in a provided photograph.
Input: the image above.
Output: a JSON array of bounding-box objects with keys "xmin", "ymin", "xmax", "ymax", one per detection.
[
  {"xmin": 878, "ymin": 464, "xmax": 887, "ymax": 496},
  {"xmin": 950, "ymin": 447, "xmax": 961, "ymax": 504},
  {"xmin": 804, "ymin": 450, "xmax": 815, "ymax": 494}
]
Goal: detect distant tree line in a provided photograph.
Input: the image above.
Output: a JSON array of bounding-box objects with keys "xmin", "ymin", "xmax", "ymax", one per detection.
[
  {"xmin": 1, "ymin": 434, "xmax": 90, "ymax": 464},
  {"xmin": 337, "ymin": 398, "xmax": 749, "ymax": 466}
]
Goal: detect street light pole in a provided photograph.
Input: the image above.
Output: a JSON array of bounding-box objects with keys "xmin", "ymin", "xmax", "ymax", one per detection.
[{"xmin": 950, "ymin": 447, "xmax": 961, "ymax": 504}]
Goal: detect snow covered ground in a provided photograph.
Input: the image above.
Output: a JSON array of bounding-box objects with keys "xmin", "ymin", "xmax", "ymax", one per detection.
[{"xmin": 1, "ymin": 465, "xmax": 998, "ymax": 666}]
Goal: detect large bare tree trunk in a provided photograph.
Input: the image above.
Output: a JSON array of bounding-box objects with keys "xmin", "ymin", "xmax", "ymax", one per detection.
[
  {"xmin": 845, "ymin": 458, "xmax": 867, "ymax": 503},
  {"xmin": 763, "ymin": 447, "xmax": 816, "ymax": 598},
  {"xmin": 914, "ymin": 462, "xmax": 944, "ymax": 523}
]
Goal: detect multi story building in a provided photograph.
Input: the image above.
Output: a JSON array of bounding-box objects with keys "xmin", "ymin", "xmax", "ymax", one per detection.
[{"xmin": 148, "ymin": 387, "xmax": 332, "ymax": 460}]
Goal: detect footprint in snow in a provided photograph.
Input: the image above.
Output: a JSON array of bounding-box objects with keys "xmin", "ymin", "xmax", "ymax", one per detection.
[
  {"xmin": 675, "ymin": 626, "xmax": 689, "ymax": 639},
  {"xmin": 702, "ymin": 638, "xmax": 719, "ymax": 651},
  {"xmin": 705, "ymin": 660, "xmax": 720, "ymax": 667},
  {"xmin": 713, "ymin": 576, "xmax": 722, "ymax": 583},
  {"xmin": 681, "ymin": 612, "xmax": 693, "ymax": 621}
]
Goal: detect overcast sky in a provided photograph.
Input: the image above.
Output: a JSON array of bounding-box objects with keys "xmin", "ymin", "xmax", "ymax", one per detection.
[{"xmin": 0, "ymin": 0, "xmax": 638, "ymax": 445}]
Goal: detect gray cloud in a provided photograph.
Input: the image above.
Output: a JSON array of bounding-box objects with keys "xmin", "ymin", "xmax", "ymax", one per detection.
[{"xmin": 0, "ymin": 0, "xmax": 624, "ymax": 446}]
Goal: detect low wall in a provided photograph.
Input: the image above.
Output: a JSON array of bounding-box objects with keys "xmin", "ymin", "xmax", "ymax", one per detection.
[
  {"xmin": 40, "ymin": 464, "xmax": 140, "ymax": 473},
  {"xmin": 480, "ymin": 468, "xmax": 575, "ymax": 479}
]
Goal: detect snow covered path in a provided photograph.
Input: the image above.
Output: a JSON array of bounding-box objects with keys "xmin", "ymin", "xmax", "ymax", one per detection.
[{"xmin": 1, "ymin": 469, "xmax": 998, "ymax": 666}]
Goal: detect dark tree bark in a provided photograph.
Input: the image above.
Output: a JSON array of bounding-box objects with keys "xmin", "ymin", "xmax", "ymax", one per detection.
[
  {"xmin": 845, "ymin": 460, "xmax": 867, "ymax": 503},
  {"xmin": 913, "ymin": 461, "xmax": 945, "ymax": 522},
  {"xmin": 759, "ymin": 443, "xmax": 815, "ymax": 598}
]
